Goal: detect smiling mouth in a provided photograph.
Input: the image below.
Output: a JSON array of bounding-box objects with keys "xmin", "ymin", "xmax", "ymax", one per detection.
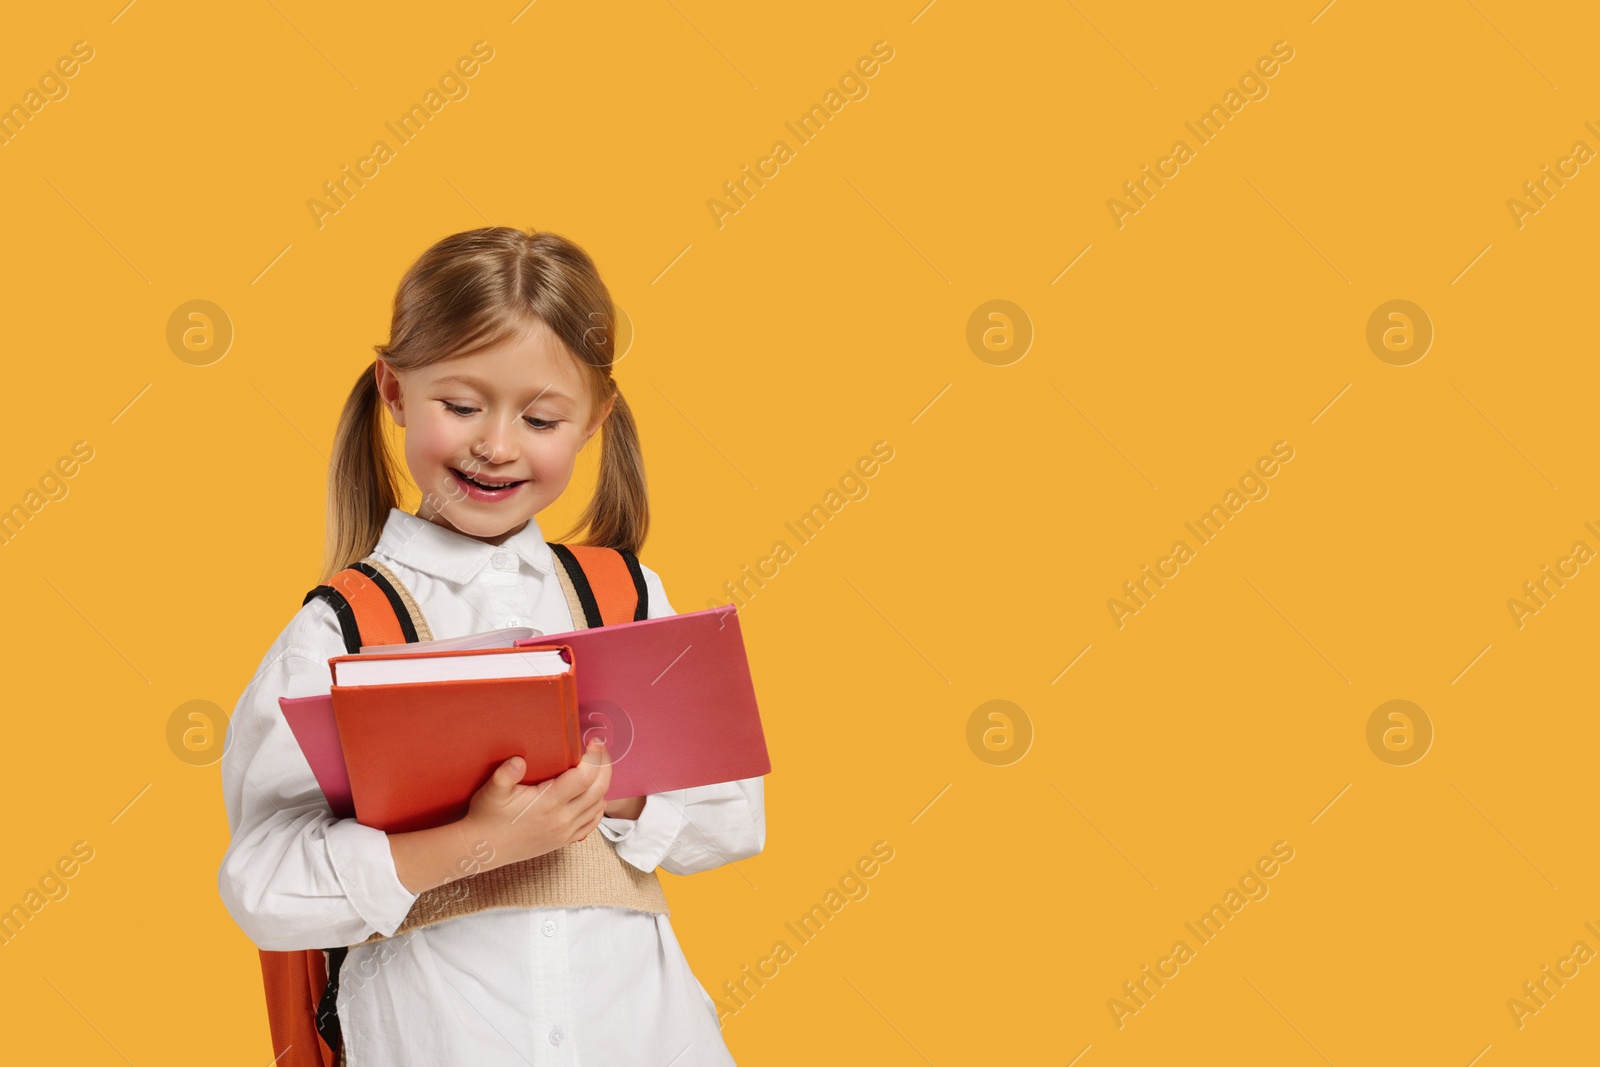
[{"xmin": 451, "ymin": 468, "xmax": 527, "ymax": 491}]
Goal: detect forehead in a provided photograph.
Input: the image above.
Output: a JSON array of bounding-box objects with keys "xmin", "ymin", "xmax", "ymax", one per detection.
[{"xmin": 419, "ymin": 325, "xmax": 588, "ymax": 408}]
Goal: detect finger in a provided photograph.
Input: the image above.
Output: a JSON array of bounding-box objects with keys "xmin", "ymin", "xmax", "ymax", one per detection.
[
  {"xmin": 562, "ymin": 745, "xmax": 606, "ymax": 791},
  {"xmin": 507, "ymin": 778, "xmax": 557, "ymax": 825},
  {"xmin": 567, "ymin": 762, "xmax": 611, "ymax": 810},
  {"xmin": 572, "ymin": 801, "xmax": 606, "ymax": 841},
  {"xmin": 550, "ymin": 772, "xmax": 596, "ymax": 812},
  {"xmin": 550, "ymin": 745, "xmax": 605, "ymax": 795}
]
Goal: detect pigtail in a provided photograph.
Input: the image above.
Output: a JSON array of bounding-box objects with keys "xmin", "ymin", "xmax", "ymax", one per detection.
[
  {"xmin": 554, "ymin": 383, "xmax": 649, "ymax": 555},
  {"xmin": 320, "ymin": 360, "xmax": 404, "ymax": 583}
]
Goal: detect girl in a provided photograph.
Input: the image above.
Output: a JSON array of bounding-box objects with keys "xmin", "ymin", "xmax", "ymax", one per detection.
[{"xmin": 218, "ymin": 226, "xmax": 765, "ymax": 1065}]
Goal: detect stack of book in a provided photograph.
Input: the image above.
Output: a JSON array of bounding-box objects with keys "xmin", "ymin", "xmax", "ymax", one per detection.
[{"xmin": 278, "ymin": 606, "xmax": 770, "ymax": 833}]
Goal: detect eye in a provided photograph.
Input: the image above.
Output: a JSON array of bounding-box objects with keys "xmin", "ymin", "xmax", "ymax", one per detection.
[
  {"xmin": 525, "ymin": 416, "xmax": 561, "ymax": 431},
  {"xmin": 441, "ymin": 402, "xmax": 478, "ymax": 417}
]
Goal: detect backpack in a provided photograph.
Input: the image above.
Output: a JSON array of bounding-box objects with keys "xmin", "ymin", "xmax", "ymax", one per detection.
[{"xmin": 256, "ymin": 543, "xmax": 652, "ymax": 1067}]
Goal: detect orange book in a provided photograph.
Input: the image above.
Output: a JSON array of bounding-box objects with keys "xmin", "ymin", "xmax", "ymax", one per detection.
[{"xmin": 328, "ymin": 644, "xmax": 579, "ymax": 833}]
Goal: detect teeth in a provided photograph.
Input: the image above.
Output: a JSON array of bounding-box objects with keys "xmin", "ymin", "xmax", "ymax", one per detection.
[{"xmin": 457, "ymin": 469, "xmax": 519, "ymax": 490}]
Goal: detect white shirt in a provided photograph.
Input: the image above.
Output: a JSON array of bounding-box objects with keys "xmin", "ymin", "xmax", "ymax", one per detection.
[{"xmin": 218, "ymin": 507, "xmax": 765, "ymax": 1066}]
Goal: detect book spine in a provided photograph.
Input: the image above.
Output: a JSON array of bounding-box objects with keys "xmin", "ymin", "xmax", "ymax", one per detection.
[{"xmin": 566, "ymin": 670, "xmax": 580, "ymax": 766}]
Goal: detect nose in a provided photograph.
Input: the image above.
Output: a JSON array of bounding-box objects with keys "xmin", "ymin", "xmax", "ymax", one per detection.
[{"xmin": 472, "ymin": 416, "xmax": 520, "ymax": 465}]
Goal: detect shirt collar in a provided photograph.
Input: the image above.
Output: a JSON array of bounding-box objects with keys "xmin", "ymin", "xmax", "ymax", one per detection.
[{"xmin": 373, "ymin": 507, "xmax": 555, "ymax": 585}]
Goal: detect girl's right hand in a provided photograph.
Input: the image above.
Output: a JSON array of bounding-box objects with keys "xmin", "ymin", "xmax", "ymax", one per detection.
[{"xmin": 464, "ymin": 740, "xmax": 613, "ymax": 868}]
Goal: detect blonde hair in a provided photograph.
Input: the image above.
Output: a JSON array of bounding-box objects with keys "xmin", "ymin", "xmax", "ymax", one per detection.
[{"xmin": 320, "ymin": 226, "xmax": 647, "ymax": 583}]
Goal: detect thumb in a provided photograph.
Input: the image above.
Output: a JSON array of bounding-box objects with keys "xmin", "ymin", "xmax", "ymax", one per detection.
[{"xmin": 494, "ymin": 755, "xmax": 526, "ymax": 788}]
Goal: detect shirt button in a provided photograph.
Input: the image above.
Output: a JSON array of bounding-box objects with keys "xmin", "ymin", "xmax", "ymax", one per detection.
[
  {"xmin": 542, "ymin": 919, "xmax": 557, "ymax": 937},
  {"xmin": 492, "ymin": 552, "xmax": 515, "ymax": 570},
  {"xmin": 507, "ymin": 617, "xmax": 522, "ymax": 627},
  {"xmin": 549, "ymin": 1026, "xmax": 563, "ymax": 1046}
]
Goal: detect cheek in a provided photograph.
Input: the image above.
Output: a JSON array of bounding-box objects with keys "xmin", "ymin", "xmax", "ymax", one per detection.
[
  {"xmin": 527, "ymin": 436, "xmax": 587, "ymax": 478},
  {"xmin": 404, "ymin": 418, "xmax": 460, "ymax": 471},
  {"xmin": 529, "ymin": 439, "xmax": 575, "ymax": 475},
  {"xmin": 420, "ymin": 416, "xmax": 465, "ymax": 451}
]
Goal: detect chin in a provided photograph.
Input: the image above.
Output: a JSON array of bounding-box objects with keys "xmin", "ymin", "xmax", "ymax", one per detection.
[
  {"xmin": 434, "ymin": 505, "xmax": 527, "ymax": 539},
  {"xmin": 463, "ymin": 511, "xmax": 528, "ymax": 534}
]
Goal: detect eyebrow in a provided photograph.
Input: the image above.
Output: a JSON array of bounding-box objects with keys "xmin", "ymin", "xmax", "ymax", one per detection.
[{"xmin": 433, "ymin": 373, "xmax": 576, "ymax": 406}]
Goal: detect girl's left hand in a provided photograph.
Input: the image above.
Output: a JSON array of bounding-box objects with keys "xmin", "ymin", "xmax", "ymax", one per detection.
[{"xmin": 603, "ymin": 795, "xmax": 646, "ymax": 820}]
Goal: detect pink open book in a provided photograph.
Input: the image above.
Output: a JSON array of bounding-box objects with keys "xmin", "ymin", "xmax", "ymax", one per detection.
[{"xmin": 279, "ymin": 605, "xmax": 770, "ymax": 818}]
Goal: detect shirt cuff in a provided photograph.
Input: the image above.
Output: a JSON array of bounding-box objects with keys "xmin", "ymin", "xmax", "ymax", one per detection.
[
  {"xmin": 324, "ymin": 818, "xmax": 420, "ymax": 937},
  {"xmin": 601, "ymin": 794, "xmax": 685, "ymax": 873}
]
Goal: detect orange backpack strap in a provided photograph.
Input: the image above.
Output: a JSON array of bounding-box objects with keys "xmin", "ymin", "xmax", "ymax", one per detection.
[
  {"xmin": 548, "ymin": 543, "xmax": 649, "ymax": 625},
  {"xmin": 258, "ymin": 559, "xmax": 430, "ymax": 1067},
  {"xmin": 257, "ymin": 949, "xmax": 334, "ymax": 1067},
  {"xmin": 301, "ymin": 560, "xmax": 431, "ymax": 653}
]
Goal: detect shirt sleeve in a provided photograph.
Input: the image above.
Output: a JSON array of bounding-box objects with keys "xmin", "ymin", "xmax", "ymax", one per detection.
[
  {"xmin": 601, "ymin": 776, "xmax": 767, "ymax": 876},
  {"xmin": 597, "ymin": 563, "xmax": 768, "ymax": 876},
  {"xmin": 216, "ymin": 599, "xmax": 420, "ymax": 951}
]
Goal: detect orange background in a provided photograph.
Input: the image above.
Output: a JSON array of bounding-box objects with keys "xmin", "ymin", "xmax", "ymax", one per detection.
[{"xmin": 1, "ymin": 2, "xmax": 1596, "ymax": 1063}]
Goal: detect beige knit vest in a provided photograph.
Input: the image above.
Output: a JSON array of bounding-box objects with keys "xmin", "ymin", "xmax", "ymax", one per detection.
[{"xmin": 354, "ymin": 556, "xmax": 669, "ymax": 947}]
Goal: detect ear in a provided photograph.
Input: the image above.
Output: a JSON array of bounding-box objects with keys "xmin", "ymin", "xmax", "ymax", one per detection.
[
  {"xmin": 584, "ymin": 393, "xmax": 616, "ymax": 444},
  {"xmin": 375, "ymin": 358, "xmax": 405, "ymax": 428}
]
